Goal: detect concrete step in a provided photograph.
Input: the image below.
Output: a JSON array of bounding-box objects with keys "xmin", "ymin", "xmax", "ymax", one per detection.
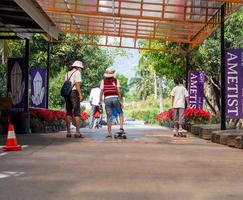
[
  {"xmin": 235, "ymin": 135, "xmax": 243, "ymax": 149},
  {"xmin": 211, "ymin": 130, "xmax": 243, "ymax": 148}
]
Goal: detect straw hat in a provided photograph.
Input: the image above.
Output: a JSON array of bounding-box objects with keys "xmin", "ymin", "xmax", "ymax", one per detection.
[
  {"xmin": 71, "ymin": 60, "xmax": 84, "ymax": 69},
  {"xmin": 104, "ymin": 67, "xmax": 115, "ymax": 78}
]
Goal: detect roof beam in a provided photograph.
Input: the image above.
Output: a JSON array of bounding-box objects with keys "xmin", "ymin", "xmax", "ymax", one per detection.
[
  {"xmin": 189, "ymin": 2, "xmax": 241, "ymax": 50},
  {"xmin": 14, "ymin": 0, "xmax": 59, "ymax": 39},
  {"xmin": 37, "ymin": 0, "xmax": 242, "ymax": 52},
  {"xmin": 43, "ymin": 7, "xmax": 213, "ymax": 25}
]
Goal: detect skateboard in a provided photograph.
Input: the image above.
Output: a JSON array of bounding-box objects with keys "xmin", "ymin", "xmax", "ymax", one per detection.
[
  {"xmin": 173, "ymin": 131, "xmax": 187, "ymax": 137},
  {"xmin": 114, "ymin": 130, "xmax": 127, "ymax": 139}
]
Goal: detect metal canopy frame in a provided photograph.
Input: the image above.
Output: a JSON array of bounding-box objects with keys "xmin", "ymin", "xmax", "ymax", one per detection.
[
  {"xmin": 37, "ymin": 0, "xmax": 242, "ymax": 52},
  {"xmin": 0, "ymin": 0, "xmax": 59, "ymax": 39}
]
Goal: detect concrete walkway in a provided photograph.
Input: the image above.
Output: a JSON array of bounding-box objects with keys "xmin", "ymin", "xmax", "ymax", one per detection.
[{"xmin": 0, "ymin": 121, "xmax": 243, "ymax": 200}]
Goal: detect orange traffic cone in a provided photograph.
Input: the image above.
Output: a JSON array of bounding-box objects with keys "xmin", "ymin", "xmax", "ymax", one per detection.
[{"xmin": 3, "ymin": 124, "xmax": 22, "ymax": 151}]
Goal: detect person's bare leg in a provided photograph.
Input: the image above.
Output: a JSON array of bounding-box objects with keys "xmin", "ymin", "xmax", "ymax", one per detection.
[
  {"xmin": 119, "ymin": 114, "xmax": 124, "ymax": 130},
  {"xmin": 74, "ymin": 116, "xmax": 81, "ymax": 134},
  {"xmin": 173, "ymin": 121, "xmax": 178, "ymax": 131},
  {"xmin": 66, "ymin": 116, "xmax": 72, "ymax": 132},
  {"xmin": 66, "ymin": 116, "xmax": 72, "ymax": 137},
  {"xmin": 107, "ymin": 124, "xmax": 112, "ymax": 136}
]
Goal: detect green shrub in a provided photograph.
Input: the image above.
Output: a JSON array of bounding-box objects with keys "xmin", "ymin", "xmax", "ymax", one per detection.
[
  {"xmin": 124, "ymin": 96, "xmax": 171, "ymax": 124},
  {"xmin": 130, "ymin": 108, "xmax": 159, "ymax": 124}
]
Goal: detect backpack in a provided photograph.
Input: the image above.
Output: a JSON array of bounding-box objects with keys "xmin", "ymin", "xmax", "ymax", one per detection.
[{"xmin": 60, "ymin": 70, "xmax": 77, "ymax": 98}]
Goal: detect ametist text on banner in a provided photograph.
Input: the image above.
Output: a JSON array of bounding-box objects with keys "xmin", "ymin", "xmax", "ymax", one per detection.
[
  {"xmin": 225, "ymin": 49, "xmax": 243, "ymax": 119},
  {"xmin": 188, "ymin": 71, "xmax": 205, "ymax": 109}
]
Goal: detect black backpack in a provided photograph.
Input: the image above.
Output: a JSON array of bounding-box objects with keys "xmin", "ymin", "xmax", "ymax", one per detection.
[{"xmin": 60, "ymin": 70, "xmax": 77, "ymax": 98}]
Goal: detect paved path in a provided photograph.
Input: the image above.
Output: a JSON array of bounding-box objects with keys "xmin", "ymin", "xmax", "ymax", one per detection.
[{"xmin": 1, "ymin": 121, "xmax": 243, "ymax": 200}]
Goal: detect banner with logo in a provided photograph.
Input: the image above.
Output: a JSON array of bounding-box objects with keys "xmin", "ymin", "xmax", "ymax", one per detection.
[
  {"xmin": 31, "ymin": 68, "xmax": 47, "ymax": 108},
  {"xmin": 188, "ymin": 71, "xmax": 205, "ymax": 109},
  {"xmin": 7, "ymin": 58, "xmax": 27, "ymax": 112},
  {"xmin": 225, "ymin": 49, "xmax": 243, "ymax": 119}
]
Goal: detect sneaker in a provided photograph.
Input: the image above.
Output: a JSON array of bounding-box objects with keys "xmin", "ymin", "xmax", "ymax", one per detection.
[{"xmin": 178, "ymin": 129, "xmax": 187, "ymax": 133}]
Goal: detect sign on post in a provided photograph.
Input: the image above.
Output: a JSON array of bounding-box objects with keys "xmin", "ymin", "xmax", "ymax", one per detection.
[
  {"xmin": 7, "ymin": 58, "xmax": 27, "ymax": 112},
  {"xmin": 188, "ymin": 71, "xmax": 205, "ymax": 109},
  {"xmin": 225, "ymin": 49, "xmax": 243, "ymax": 119},
  {"xmin": 31, "ymin": 68, "xmax": 47, "ymax": 108}
]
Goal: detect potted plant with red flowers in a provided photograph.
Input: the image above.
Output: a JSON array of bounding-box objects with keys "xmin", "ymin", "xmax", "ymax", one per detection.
[
  {"xmin": 155, "ymin": 108, "xmax": 173, "ymax": 128},
  {"xmin": 184, "ymin": 108, "xmax": 211, "ymax": 124}
]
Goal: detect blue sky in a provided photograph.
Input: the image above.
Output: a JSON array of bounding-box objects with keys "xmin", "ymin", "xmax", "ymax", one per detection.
[{"xmin": 112, "ymin": 48, "xmax": 139, "ymax": 80}]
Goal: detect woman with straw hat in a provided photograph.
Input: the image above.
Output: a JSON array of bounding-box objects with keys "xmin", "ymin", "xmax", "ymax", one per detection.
[{"xmin": 99, "ymin": 68, "xmax": 126, "ymax": 138}]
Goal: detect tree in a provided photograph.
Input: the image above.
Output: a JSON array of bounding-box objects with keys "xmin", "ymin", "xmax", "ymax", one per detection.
[
  {"xmin": 0, "ymin": 34, "xmax": 119, "ymax": 109},
  {"xmin": 129, "ymin": 56, "xmax": 155, "ymax": 100},
  {"xmin": 0, "ymin": 40, "xmax": 11, "ymax": 64},
  {"xmin": 116, "ymin": 73, "xmax": 129, "ymax": 97},
  {"xmin": 49, "ymin": 68, "xmax": 66, "ymax": 109},
  {"xmin": 139, "ymin": 41, "xmax": 186, "ymax": 81},
  {"xmin": 190, "ymin": 7, "xmax": 243, "ymax": 116},
  {"xmin": 0, "ymin": 40, "xmax": 24, "ymax": 97},
  {"xmin": 136, "ymin": 7, "xmax": 242, "ymax": 117},
  {"xmin": 23, "ymin": 34, "xmax": 117, "ymax": 108},
  {"xmin": 0, "ymin": 64, "xmax": 7, "ymax": 96}
]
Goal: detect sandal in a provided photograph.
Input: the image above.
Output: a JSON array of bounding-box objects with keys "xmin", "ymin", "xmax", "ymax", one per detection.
[
  {"xmin": 178, "ymin": 132, "xmax": 184, "ymax": 137},
  {"xmin": 173, "ymin": 133, "xmax": 180, "ymax": 137},
  {"xmin": 74, "ymin": 133, "xmax": 84, "ymax": 138},
  {"xmin": 105, "ymin": 135, "xmax": 112, "ymax": 138},
  {"xmin": 66, "ymin": 133, "xmax": 72, "ymax": 138}
]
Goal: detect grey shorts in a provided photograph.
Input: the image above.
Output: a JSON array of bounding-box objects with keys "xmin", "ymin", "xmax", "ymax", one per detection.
[
  {"xmin": 104, "ymin": 97, "xmax": 123, "ymax": 125},
  {"xmin": 173, "ymin": 108, "xmax": 185, "ymax": 125}
]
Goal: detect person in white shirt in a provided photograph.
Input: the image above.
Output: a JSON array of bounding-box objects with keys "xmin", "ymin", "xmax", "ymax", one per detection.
[
  {"xmin": 89, "ymin": 84, "xmax": 103, "ymax": 129},
  {"xmin": 171, "ymin": 78, "xmax": 189, "ymax": 136},
  {"xmin": 64, "ymin": 60, "xmax": 84, "ymax": 138}
]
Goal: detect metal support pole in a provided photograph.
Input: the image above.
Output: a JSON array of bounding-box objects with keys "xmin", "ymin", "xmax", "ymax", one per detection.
[
  {"xmin": 159, "ymin": 78, "xmax": 163, "ymax": 112},
  {"xmin": 46, "ymin": 42, "xmax": 50, "ymax": 109},
  {"xmin": 22, "ymin": 38, "xmax": 30, "ymax": 134},
  {"xmin": 185, "ymin": 53, "xmax": 189, "ymax": 90},
  {"xmin": 24, "ymin": 39, "xmax": 29, "ymax": 112},
  {"xmin": 220, "ymin": 4, "xmax": 226, "ymax": 130},
  {"xmin": 154, "ymin": 71, "xmax": 157, "ymax": 100}
]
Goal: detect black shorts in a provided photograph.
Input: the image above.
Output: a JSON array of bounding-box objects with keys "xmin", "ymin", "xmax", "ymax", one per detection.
[{"xmin": 65, "ymin": 90, "xmax": 80, "ymax": 117}]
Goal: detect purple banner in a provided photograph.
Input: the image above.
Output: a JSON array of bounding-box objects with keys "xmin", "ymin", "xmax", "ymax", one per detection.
[
  {"xmin": 7, "ymin": 58, "xmax": 27, "ymax": 112},
  {"xmin": 225, "ymin": 49, "xmax": 243, "ymax": 119},
  {"xmin": 31, "ymin": 68, "xmax": 47, "ymax": 108},
  {"xmin": 188, "ymin": 71, "xmax": 205, "ymax": 109}
]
